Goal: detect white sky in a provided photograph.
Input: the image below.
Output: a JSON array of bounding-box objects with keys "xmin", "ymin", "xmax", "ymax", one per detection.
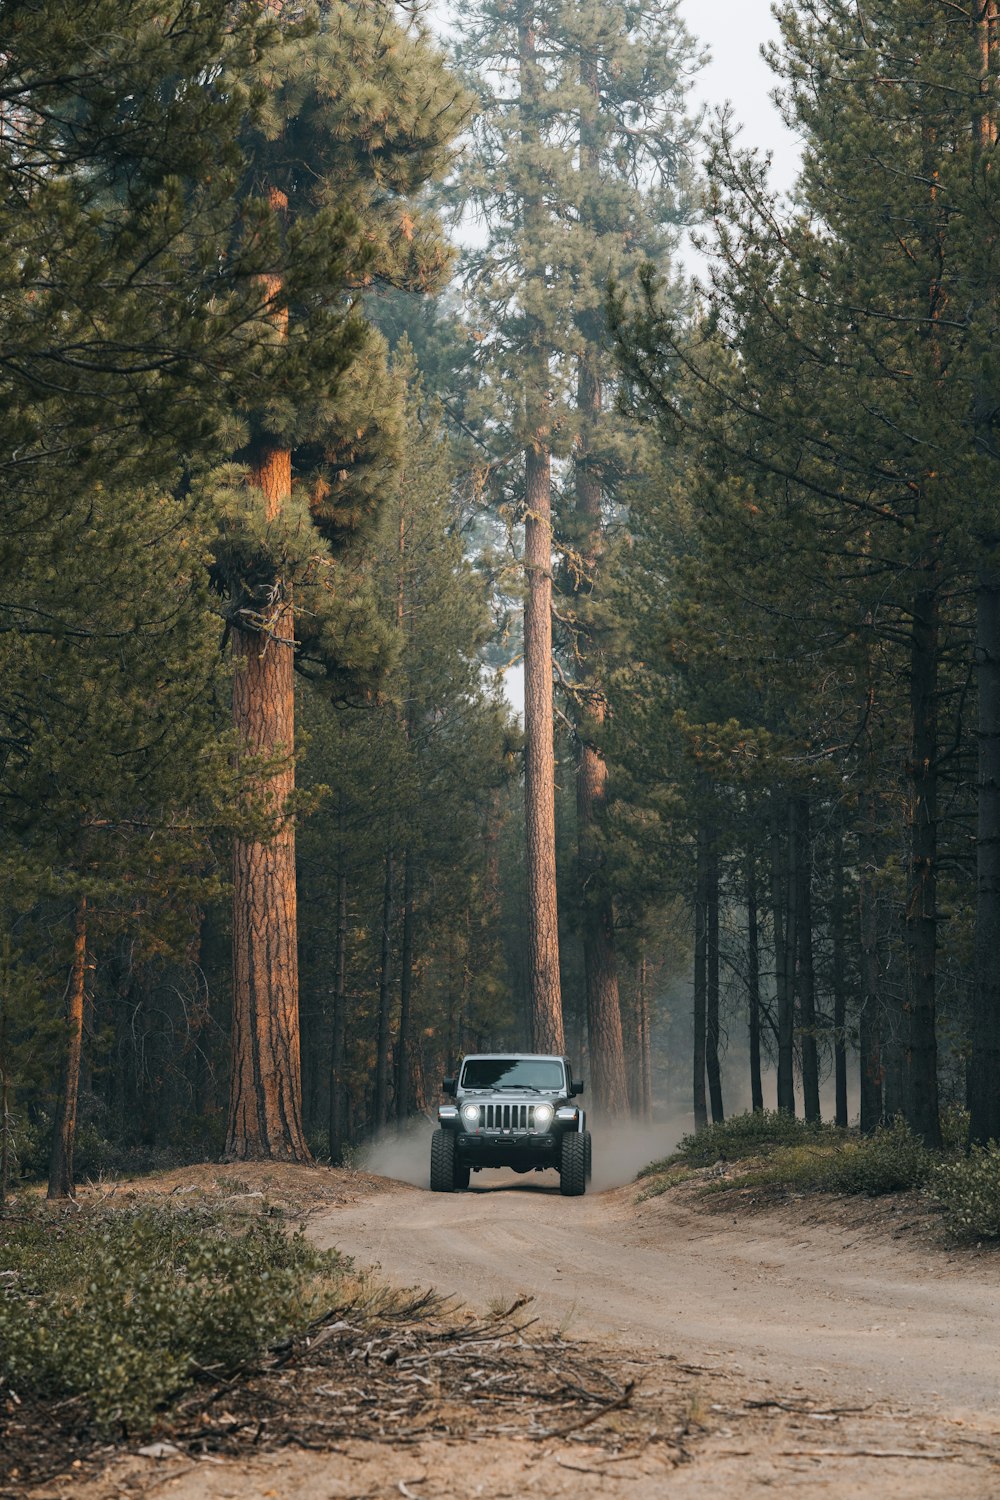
[{"xmin": 679, "ymin": 0, "xmax": 801, "ymax": 199}]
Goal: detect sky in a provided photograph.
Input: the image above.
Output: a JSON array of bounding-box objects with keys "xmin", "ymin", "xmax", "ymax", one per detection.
[{"xmin": 678, "ymin": 0, "xmax": 801, "ymax": 201}]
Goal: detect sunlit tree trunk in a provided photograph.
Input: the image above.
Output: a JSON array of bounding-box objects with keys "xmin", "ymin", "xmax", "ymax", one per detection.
[
  {"xmin": 226, "ymin": 186, "xmax": 309, "ymax": 1164},
  {"xmin": 47, "ymin": 898, "xmax": 87, "ymax": 1199},
  {"xmin": 524, "ymin": 443, "xmax": 565, "ymax": 1053}
]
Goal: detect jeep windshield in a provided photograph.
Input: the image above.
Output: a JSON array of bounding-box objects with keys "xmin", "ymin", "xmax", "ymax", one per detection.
[{"xmin": 460, "ymin": 1058, "xmax": 566, "ymax": 1092}]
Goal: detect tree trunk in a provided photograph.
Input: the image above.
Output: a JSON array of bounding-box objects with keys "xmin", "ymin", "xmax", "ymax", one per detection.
[
  {"xmin": 706, "ymin": 833, "xmax": 724, "ymax": 1124},
  {"xmin": 226, "ymin": 186, "xmax": 308, "ymax": 1164},
  {"xmin": 770, "ymin": 795, "xmax": 795, "ymax": 1115},
  {"xmin": 638, "ymin": 949, "xmax": 653, "ymax": 1121},
  {"xmin": 831, "ymin": 819, "xmax": 849, "ymax": 1129},
  {"xmin": 329, "ymin": 806, "xmax": 348, "ymax": 1165},
  {"xmin": 747, "ymin": 852, "xmax": 764, "ymax": 1114},
  {"xmin": 903, "ymin": 586, "xmax": 941, "ymax": 1147},
  {"xmin": 374, "ymin": 844, "xmax": 395, "ymax": 1130},
  {"xmin": 395, "ymin": 848, "xmax": 416, "ymax": 1125},
  {"xmin": 1, "ymin": 930, "xmax": 12, "ymax": 1209},
  {"xmin": 693, "ymin": 822, "xmax": 709, "ymax": 1130},
  {"xmin": 971, "ymin": 575, "xmax": 1000, "ymax": 1143},
  {"xmin": 858, "ymin": 787, "xmax": 884, "ymax": 1133},
  {"xmin": 573, "ymin": 352, "xmax": 627, "ymax": 1116},
  {"xmin": 794, "ymin": 797, "xmax": 821, "ymax": 1123},
  {"xmin": 969, "ymin": 2, "xmax": 1000, "ymax": 1146},
  {"xmin": 47, "ymin": 898, "xmax": 87, "ymax": 1200},
  {"xmin": 524, "ymin": 442, "xmax": 565, "ymax": 1053}
]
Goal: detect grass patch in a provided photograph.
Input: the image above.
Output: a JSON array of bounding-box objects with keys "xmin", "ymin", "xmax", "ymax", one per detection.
[
  {"xmin": 706, "ymin": 1120, "xmax": 929, "ymax": 1198},
  {"xmin": 0, "ymin": 1197, "xmax": 345, "ymax": 1432},
  {"xmin": 635, "ymin": 1166, "xmax": 696, "ymax": 1202},
  {"xmin": 639, "ymin": 1112, "xmax": 934, "ymax": 1202},
  {"xmin": 639, "ymin": 1110, "xmax": 843, "ymax": 1179}
]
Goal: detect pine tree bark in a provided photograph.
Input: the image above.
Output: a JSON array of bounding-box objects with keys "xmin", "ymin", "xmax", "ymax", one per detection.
[
  {"xmin": 969, "ymin": 2, "xmax": 1000, "ymax": 1147},
  {"xmin": 971, "ymin": 574, "xmax": 1000, "ymax": 1143},
  {"xmin": 226, "ymin": 184, "xmax": 309, "ymax": 1164},
  {"xmin": 638, "ymin": 949, "xmax": 653, "ymax": 1121},
  {"xmin": 693, "ymin": 822, "xmax": 709, "ymax": 1130},
  {"xmin": 518, "ymin": 0, "xmax": 564, "ymax": 1057},
  {"xmin": 0, "ymin": 931, "xmax": 10, "ymax": 1208},
  {"xmin": 329, "ymin": 803, "xmax": 348, "ymax": 1165},
  {"xmin": 706, "ymin": 833, "xmax": 724, "ymax": 1124},
  {"xmin": 47, "ymin": 897, "xmax": 87, "ymax": 1200},
  {"xmin": 794, "ymin": 797, "xmax": 821, "ymax": 1123},
  {"xmin": 524, "ymin": 442, "xmax": 565, "ymax": 1053},
  {"xmin": 770, "ymin": 794, "xmax": 795, "ymax": 1115},
  {"xmin": 572, "ymin": 87, "xmax": 626, "ymax": 1113},
  {"xmin": 395, "ymin": 848, "xmax": 415, "ymax": 1125},
  {"xmin": 831, "ymin": 818, "xmax": 849, "ymax": 1129},
  {"xmin": 903, "ymin": 585, "xmax": 941, "ymax": 1147},
  {"xmin": 746, "ymin": 852, "xmax": 764, "ymax": 1113},
  {"xmin": 374, "ymin": 844, "xmax": 395, "ymax": 1130}
]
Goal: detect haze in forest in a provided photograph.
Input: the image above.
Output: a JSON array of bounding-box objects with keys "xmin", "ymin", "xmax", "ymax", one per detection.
[{"xmin": 2, "ymin": 0, "xmax": 1000, "ymax": 1216}]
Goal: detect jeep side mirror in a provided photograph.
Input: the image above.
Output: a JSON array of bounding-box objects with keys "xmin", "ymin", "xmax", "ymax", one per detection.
[
  {"xmin": 571, "ymin": 1080, "xmax": 584, "ymax": 1097},
  {"xmin": 442, "ymin": 1077, "xmax": 457, "ymax": 1096}
]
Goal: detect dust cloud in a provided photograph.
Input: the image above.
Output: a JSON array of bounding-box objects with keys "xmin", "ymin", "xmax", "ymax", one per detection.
[
  {"xmin": 357, "ymin": 1116, "xmax": 690, "ymax": 1192},
  {"xmin": 357, "ymin": 1119, "xmax": 435, "ymax": 1187},
  {"xmin": 589, "ymin": 1119, "xmax": 689, "ymax": 1191}
]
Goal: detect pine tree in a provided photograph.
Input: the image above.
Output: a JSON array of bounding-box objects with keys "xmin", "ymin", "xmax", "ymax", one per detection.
[
  {"xmin": 215, "ymin": 1, "xmax": 467, "ymax": 1160},
  {"xmin": 454, "ymin": 0, "xmax": 698, "ymax": 1096}
]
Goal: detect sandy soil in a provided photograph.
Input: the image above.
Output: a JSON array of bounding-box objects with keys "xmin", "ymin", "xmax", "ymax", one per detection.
[{"xmin": 52, "ymin": 1164, "xmax": 1000, "ymax": 1499}]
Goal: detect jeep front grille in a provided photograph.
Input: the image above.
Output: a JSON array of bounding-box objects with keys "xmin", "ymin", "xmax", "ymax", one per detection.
[{"xmin": 472, "ymin": 1102, "xmax": 538, "ymax": 1131}]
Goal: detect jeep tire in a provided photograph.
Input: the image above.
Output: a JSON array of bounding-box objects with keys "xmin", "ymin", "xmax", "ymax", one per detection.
[
  {"xmin": 559, "ymin": 1132, "xmax": 587, "ymax": 1196},
  {"xmin": 430, "ymin": 1128, "xmax": 461, "ymax": 1191},
  {"xmin": 583, "ymin": 1129, "xmax": 592, "ymax": 1182}
]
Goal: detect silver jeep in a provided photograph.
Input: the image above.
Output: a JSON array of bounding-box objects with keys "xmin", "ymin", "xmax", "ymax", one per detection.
[{"xmin": 430, "ymin": 1052, "xmax": 592, "ymax": 1196}]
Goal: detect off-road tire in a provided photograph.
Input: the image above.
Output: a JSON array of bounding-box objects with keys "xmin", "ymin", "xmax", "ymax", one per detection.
[
  {"xmin": 560, "ymin": 1132, "xmax": 587, "ymax": 1196},
  {"xmin": 430, "ymin": 1128, "xmax": 458, "ymax": 1191},
  {"xmin": 583, "ymin": 1130, "xmax": 592, "ymax": 1182}
]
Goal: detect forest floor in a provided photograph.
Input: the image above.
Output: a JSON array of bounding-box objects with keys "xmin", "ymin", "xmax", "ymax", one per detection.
[{"xmin": 21, "ymin": 1156, "xmax": 1000, "ymax": 1499}]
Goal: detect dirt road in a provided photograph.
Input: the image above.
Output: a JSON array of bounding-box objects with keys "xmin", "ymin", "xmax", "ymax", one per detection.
[
  {"xmin": 312, "ymin": 1169, "xmax": 1000, "ymax": 1418},
  {"xmin": 72, "ymin": 1165, "xmax": 1000, "ymax": 1499}
]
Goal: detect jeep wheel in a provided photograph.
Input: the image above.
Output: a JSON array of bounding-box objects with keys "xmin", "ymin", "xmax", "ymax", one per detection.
[
  {"xmin": 583, "ymin": 1130, "xmax": 592, "ymax": 1182},
  {"xmin": 430, "ymin": 1129, "xmax": 458, "ymax": 1191},
  {"xmin": 559, "ymin": 1132, "xmax": 587, "ymax": 1196}
]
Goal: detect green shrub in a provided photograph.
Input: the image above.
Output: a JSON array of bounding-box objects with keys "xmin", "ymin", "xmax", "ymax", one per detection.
[
  {"xmin": 640, "ymin": 1110, "xmax": 840, "ymax": 1177},
  {"xmin": 726, "ymin": 1118, "xmax": 931, "ymax": 1198},
  {"xmin": 0, "ymin": 1200, "xmax": 344, "ymax": 1431},
  {"xmin": 817, "ymin": 1118, "xmax": 931, "ymax": 1195},
  {"xmin": 930, "ymin": 1144, "xmax": 1000, "ymax": 1239}
]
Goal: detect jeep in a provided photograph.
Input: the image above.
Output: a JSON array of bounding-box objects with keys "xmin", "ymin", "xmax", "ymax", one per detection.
[{"xmin": 430, "ymin": 1052, "xmax": 592, "ymax": 1195}]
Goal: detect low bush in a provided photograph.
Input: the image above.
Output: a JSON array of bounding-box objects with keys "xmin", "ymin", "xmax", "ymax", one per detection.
[
  {"xmin": 930, "ymin": 1144, "xmax": 1000, "ymax": 1240},
  {"xmin": 0, "ymin": 1199, "xmax": 344, "ymax": 1431},
  {"xmin": 705, "ymin": 1117, "xmax": 931, "ymax": 1198},
  {"xmin": 640, "ymin": 1110, "xmax": 841, "ymax": 1177}
]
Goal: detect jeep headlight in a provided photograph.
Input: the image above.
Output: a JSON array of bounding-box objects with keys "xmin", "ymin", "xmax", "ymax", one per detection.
[
  {"xmin": 461, "ymin": 1102, "xmax": 481, "ymax": 1127},
  {"xmin": 533, "ymin": 1102, "xmax": 554, "ymax": 1130}
]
